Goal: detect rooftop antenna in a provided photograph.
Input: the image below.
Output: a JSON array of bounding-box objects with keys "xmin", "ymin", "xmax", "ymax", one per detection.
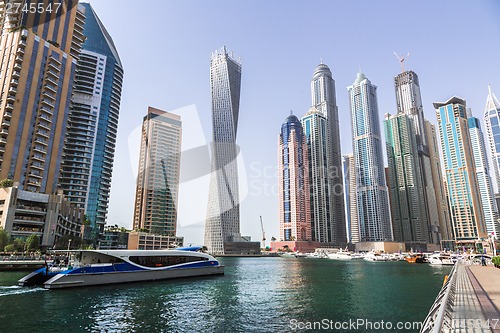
[
  {"xmin": 488, "ymin": 84, "xmax": 492, "ymax": 96},
  {"xmin": 320, "ymin": 57, "xmax": 323, "ymax": 64},
  {"xmin": 393, "ymin": 52, "xmax": 410, "ymax": 73},
  {"xmin": 290, "ymin": 110, "xmax": 293, "ymax": 115}
]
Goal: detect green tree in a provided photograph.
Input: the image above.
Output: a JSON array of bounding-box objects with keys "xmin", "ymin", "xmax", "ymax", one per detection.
[
  {"xmin": 0, "ymin": 179, "xmax": 13, "ymax": 187},
  {"xmin": 25, "ymin": 234, "xmax": 40, "ymax": 252},
  {"xmin": 13, "ymin": 238, "xmax": 25, "ymax": 252},
  {"xmin": 0, "ymin": 227, "xmax": 9, "ymax": 250},
  {"xmin": 4, "ymin": 244, "xmax": 16, "ymax": 253}
]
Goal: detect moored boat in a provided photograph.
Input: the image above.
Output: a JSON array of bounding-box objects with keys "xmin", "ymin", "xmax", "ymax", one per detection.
[
  {"xmin": 19, "ymin": 247, "xmax": 223, "ymax": 289},
  {"xmin": 327, "ymin": 249, "xmax": 352, "ymax": 261},
  {"xmin": 364, "ymin": 250, "xmax": 389, "ymax": 262},
  {"xmin": 405, "ymin": 253, "xmax": 426, "ymax": 263},
  {"xmin": 427, "ymin": 253, "xmax": 456, "ymax": 266}
]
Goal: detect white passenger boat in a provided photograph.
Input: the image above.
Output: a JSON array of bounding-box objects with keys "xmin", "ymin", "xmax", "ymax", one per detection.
[
  {"xmin": 364, "ymin": 250, "xmax": 389, "ymax": 262},
  {"xmin": 427, "ymin": 253, "xmax": 456, "ymax": 266},
  {"xmin": 19, "ymin": 247, "xmax": 224, "ymax": 289},
  {"xmin": 327, "ymin": 250, "xmax": 352, "ymax": 261}
]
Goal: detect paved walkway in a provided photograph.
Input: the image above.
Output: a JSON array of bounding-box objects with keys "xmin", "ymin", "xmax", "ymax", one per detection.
[{"xmin": 466, "ymin": 265, "xmax": 500, "ymax": 332}]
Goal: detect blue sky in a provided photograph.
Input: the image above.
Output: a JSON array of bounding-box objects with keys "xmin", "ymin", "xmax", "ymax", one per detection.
[{"xmin": 87, "ymin": 0, "xmax": 500, "ymax": 245}]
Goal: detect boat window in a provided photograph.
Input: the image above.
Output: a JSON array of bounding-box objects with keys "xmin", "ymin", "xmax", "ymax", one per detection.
[{"xmin": 129, "ymin": 255, "xmax": 208, "ymax": 268}]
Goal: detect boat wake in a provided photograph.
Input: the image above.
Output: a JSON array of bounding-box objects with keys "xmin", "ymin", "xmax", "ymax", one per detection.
[{"xmin": 0, "ymin": 285, "xmax": 46, "ymax": 297}]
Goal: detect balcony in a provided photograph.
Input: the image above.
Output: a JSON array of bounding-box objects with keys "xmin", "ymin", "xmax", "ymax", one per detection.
[
  {"xmin": 9, "ymin": 86, "xmax": 17, "ymax": 94},
  {"xmin": 41, "ymin": 99, "xmax": 55, "ymax": 108},
  {"xmin": 2, "ymin": 120, "xmax": 10, "ymax": 127},
  {"xmin": 15, "ymin": 55, "xmax": 23, "ymax": 63},
  {"xmin": 13, "ymin": 63, "xmax": 21, "ymax": 70},
  {"xmin": 40, "ymin": 107, "xmax": 53, "ymax": 115},
  {"xmin": 30, "ymin": 162, "xmax": 44, "ymax": 170},
  {"xmin": 10, "ymin": 78, "xmax": 19, "ymax": 86},
  {"xmin": 6, "ymin": 95, "xmax": 15, "ymax": 102},
  {"xmin": 5, "ymin": 103, "xmax": 14, "ymax": 111},
  {"xmin": 11, "ymin": 71, "xmax": 20, "ymax": 78},
  {"xmin": 44, "ymin": 84, "xmax": 57, "ymax": 93},
  {"xmin": 3, "ymin": 111, "xmax": 12, "ymax": 119},
  {"xmin": 37, "ymin": 122, "xmax": 50, "ymax": 130}
]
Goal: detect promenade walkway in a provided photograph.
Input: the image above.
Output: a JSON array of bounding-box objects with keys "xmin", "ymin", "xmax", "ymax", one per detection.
[{"xmin": 421, "ymin": 262, "xmax": 500, "ymax": 333}]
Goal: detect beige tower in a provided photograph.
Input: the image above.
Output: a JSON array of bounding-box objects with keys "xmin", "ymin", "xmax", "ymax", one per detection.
[{"xmin": 0, "ymin": 1, "xmax": 85, "ymax": 193}]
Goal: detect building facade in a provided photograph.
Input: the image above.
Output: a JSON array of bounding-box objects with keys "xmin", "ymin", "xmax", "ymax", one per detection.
[
  {"xmin": 0, "ymin": 186, "xmax": 84, "ymax": 248},
  {"xmin": 394, "ymin": 70, "xmax": 443, "ymax": 244},
  {"xmin": 348, "ymin": 73, "xmax": 392, "ymax": 242},
  {"xmin": 204, "ymin": 47, "xmax": 249, "ymax": 255},
  {"xmin": 343, "ymin": 154, "xmax": 359, "ymax": 243},
  {"xmin": 484, "ymin": 86, "xmax": 500, "ymax": 194},
  {"xmin": 59, "ymin": 3, "xmax": 124, "ymax": 240},
  {"xmin": 425, "ymin": 120, "xmax": 452, "ymax": 242},
  {"xmin": 310, "ymin": 64, "xmax": 346, "ymax": 244},
  {"xmin": 0, "ymin": 1, "xmax": 85, "ymax": 193},
  {"xmin": 468, "ymin": 110, "xmax": 499, "ymax": 238},
  {"xmin": 384, "ymin": 113, "xmax": 428, "ymax": 243},
  {"xmin": 435, "ymin": 97, "xmax": 487, "ymax": 245},
  {"xmin": 278, "ymin": 114, "xmax": 311, "ymax": 243},
  {"xmin": 133, "ymin": 107, "xmax": 182, "ymax": 238},
  {"xmin": 301, "ymin": 109, "xmax": 332, "ymax": 243}
]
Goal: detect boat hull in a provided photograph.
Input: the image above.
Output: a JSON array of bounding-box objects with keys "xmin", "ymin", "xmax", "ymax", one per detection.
[{"xmin": 44, "ymin": 265, "xmax": 224, "ymax": 289}]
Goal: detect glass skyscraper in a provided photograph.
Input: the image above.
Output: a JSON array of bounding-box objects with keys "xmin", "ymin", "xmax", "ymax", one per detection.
[
  {"xmin": 205, "ymin": 47, "xmax": 243, "ymax": 255},
  {"xmin": 302, "ymin": 109, "xmax": 331, "ymax": 242},
  {"xmin": 384, "ymin": 113, "xmax": 428, "ymax": 243},
  {"xmin": 278, "ymin": 114, "xmax": 311, "ymax": 242},
  {"xmin": 435, "ymin": 97, "xmax": 487, "ymax": 244},
  {"xmin": 310, "ymin": 64, "xmax": 346, "ymax": 244},
  {"xmin": 348, "ymin": 73, "xmax": 392, "ymax": 242},
  {"xmin": 133, "ymin": 107, "xmax": 182, "ymax": 237},
  {"xmin": 0, "ymin": 1, "xmax": 84, "ymax": 193},
  {"xmin": 394, "ymin": 70, "xmax": 446, "ymax": 244},
  {"xmin": 59, "ymin": 3, "xmax": 124, "ymax": 240},
  {"xmin": 468, "ymin": 109, "xmax": 499, "ymax": 238},
  {"xmin": 484, "ymin": 86, "xmax": 500, "ymax": 194}
]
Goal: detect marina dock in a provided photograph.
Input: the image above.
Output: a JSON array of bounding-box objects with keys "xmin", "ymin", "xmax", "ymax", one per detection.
[{"xmin": 421, "ymin": 262, "xmax": 500, "ymax": 332}]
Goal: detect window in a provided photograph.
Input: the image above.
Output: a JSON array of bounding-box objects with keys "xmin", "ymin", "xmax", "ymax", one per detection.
[{"xmin": 129, "ymin": 255, "xmax": 207, "ymax": 267}]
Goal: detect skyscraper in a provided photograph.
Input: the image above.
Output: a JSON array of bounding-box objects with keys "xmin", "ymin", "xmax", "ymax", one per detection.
[
  {"xmin": 424, "ymin": 120, "xmax": 452, "ymax": 242},
  {"xmin": 435, "ymin": 97, "xmax": 487, "ymax": 245},
  {"xmin": 343, "ymin": 154, "xmax": 359, "ymax": 243},
  {"xmin": 301, "ymin": 109, "xmax": 331, "ymax": 242},
  {"xmin": 384, "ymin": 113, "xmax": 428, "ymax": 243},
  {"xmin": 467, "ymin": 109, "xmax": 499, "ymax": 238},
  {"xmin": 0, "ymin": 1, "xmax": 85, "ymax": 193},
  {"xmin": 133, "ymin": 107, "xmax": 182, "ymax": 236},
  {"xmin": 394, "ymin": 70, "xmax": 443, "ymax": 243},
  {"xmin": 484, "ymin": 86, "xmax": 500, "ymax": 193},
  {"xmin": 348, "ymin": 73, "xmax": 392, "ymax": 242},
  {"xmin": 310, "ymin": 64, "xmax": 346, "ymax": 244},
  {"xmin": 60, "ymin": 3, "xmax": 124, "ymax": 239},
  {"xmin": 278, "ymin": 114, "xmax": 311, "ymax": 243},
  {"xmin": 204, "ymin": 47, "xmax": 245, "ymax": 255}
]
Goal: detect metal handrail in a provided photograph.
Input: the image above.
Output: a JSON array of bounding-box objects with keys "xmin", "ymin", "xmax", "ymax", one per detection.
[{"xmin": 420, "ymin": 262, "xmax": 459, "ymax": 333}]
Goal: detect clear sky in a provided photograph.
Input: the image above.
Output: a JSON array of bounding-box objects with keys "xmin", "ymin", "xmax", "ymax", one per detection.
[{"xmin": 86, "ymin": 0, "xmax": 500, "ymax": 245}]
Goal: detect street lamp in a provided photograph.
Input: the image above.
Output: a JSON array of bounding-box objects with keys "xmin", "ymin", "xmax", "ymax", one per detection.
[{"xmin": 67, "ymin": 238, "xmax": 72, "ymax": 251}]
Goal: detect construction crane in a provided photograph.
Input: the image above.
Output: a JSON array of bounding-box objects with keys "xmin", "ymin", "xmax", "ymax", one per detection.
[
  {"xmin": 394, "ymin": 51, "xmax": 410, "ymax": 73},
  {"xmin": 260, "ymin": 216, "xmax": 266, "ymax": 249}
]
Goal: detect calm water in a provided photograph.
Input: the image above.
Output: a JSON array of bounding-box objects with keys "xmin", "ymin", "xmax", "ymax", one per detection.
[{"xmin": 0, "ymin": 258, "xmax": 450, "ymax": 332}]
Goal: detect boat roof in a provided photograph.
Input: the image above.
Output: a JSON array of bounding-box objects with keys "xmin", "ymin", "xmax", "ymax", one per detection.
[{"xmin": 50, "ymin": 249, "xmax": 213, "ymax": 258}]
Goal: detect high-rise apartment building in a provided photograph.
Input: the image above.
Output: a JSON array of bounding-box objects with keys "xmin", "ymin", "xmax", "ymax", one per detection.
[
  {"xmin": 484, "ymin": 86, "xmax": 500, "ymax": 193},
  {"xmin": 301, "ymin": 109, "xmax": 332, "ymax": 243},
  {"xmin": 467, "ymin": 109, "xmax": 499, "ymax": 238},
  {"xmin": 348, "ymin": 73, "xmax": 392, "ymax": 242},
  {"xmin": 0, "ymin": 1, "xmax": 85, "ymax": 193},
  {"xmin": 205, "ymin": 47, "xmax": 260, "ymax": 255},
  {"xmin": 424, "ymin": 120, "xmax": 452, "ymax": 242},
  {"xmin": 384, "ymin": 113, "xmax": 428, "ymax": 243},
  {"xmin": 133, "ymin": 107, "xmax": 182, "ymax": 237},
  {"xmin": 310, "ymin": 64, "xmax": 346, "ymax": 244},
  {"xmin": 435, "ymin": 97, "xmax": 487, "ymax": 244},
  {"xmin": 278, "ymin": 114, "xmax": 311, "ymax": 242},
  {"xmin": 343, "ymin": 154, "xmax": 359, "ymax": 243},
  {"xmin": 59, "ymin": 3, "xmax": 123, "ymax": 239},
  {"xmin": 394, "ymin": 70, "xmax": 443, "ymax": 243}
]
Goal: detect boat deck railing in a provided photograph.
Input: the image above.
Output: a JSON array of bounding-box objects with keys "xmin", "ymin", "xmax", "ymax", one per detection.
[{"xmin": 420, "ymin": 262, "xmax": 458, "ymax": 332}]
